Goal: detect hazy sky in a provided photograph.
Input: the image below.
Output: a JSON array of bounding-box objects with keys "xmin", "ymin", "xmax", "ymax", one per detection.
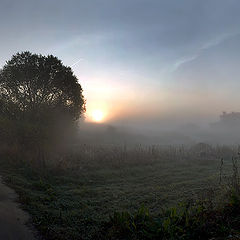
[{"xmin": 1, "ymin": 0, "xmax": 240, "ymax": 128}]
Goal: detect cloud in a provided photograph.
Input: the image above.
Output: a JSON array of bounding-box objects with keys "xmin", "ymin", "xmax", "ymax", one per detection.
[
  {"xmin": 170, "ymin": 31, "xmax": 240, "ymax": 72},
  {"xmin": 1, "ymin": 0, "xmax": 240, "ymax": 126},
  {"xmin": 71, "ymin": 58, "xmax": 84, "ymax": 67}
]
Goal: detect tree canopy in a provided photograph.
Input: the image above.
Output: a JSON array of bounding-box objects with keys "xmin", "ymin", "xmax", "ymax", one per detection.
[
  {"xmin": 0, "ymin": 51, "xmax": 85, "ymax": 156},
  {"xmin": 0, "ymin": 51, "xmax": 85, "ymax": 122}
]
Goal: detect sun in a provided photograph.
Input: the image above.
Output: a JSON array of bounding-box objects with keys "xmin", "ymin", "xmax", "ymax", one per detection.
[{"xmin": 92, "ymin": 109, "xmax": 104, "ymax": 122}]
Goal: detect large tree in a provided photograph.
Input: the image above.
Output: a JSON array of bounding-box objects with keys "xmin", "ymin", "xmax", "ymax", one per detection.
[
  {"xmin": 0, "ymin": 51, "xmax": 85, "ymax": 122},
  {"xmin": 0, "ymin": 52, "xmax": 85, "ymax": 162}
]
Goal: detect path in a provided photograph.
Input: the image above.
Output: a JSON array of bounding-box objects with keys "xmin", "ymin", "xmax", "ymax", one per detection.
[{"xmin": 0, "ymin": 177, "xmax": 37, "ymax": 240}]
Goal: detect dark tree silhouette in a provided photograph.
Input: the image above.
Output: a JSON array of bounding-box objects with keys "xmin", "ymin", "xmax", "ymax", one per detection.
[
  {"xmin": 0, "ymin": 51, "xmax": 85, "ymax": 122},
  {"xmin": 0, "ymin": 52, "xmax": 85, "ymax": 165}
]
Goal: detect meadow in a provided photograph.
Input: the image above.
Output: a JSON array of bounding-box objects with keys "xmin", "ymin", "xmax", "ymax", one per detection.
[{"xmin": 0, "ymin": 143, "xmax": 239, "ymax": 239}]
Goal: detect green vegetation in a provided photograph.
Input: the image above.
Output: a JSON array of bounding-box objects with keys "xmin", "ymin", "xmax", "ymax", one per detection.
[
  {"xmin": 1, "ymin": 52, "xmax": 240, "ymax": 239},
  {"xmin": 104, "ymin": 196, "xmax": 240, "ymax": 240},
  {"xmin": 0, "ymin": 144, "xmax": 239, "ymax": 239}
]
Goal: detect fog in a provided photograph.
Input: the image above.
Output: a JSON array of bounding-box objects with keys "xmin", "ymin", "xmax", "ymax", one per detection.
[
  {"xmin": 77, "ymin": 110, "xmax": 240, "ymax": 145},
  {"xmin": 2, "ymin": 1, "xmax": 240, "ymax": 128},
  {"xmin": 1, "ymin": 1, "xmax": 240, "ymax": 239}
]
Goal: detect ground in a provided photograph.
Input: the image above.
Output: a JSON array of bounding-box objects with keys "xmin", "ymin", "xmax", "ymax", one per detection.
[
  {"xmin": 0, "ymin": 144, "xmax": 236, "ymax": 239},
  {"xmin": 0, "ymin": 176, "xmax": 36, "ymax": 240}
]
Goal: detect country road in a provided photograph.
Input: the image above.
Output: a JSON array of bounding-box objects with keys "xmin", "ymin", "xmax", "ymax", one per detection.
[{"xmin": 0, "ymin": 177, "xmax": 37, "ymax": 240}]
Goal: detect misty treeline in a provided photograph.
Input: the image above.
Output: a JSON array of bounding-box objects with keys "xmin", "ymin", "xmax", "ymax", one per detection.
[{"xmin": 0, "ymin": 51, "xmax": 85, "ymax": 167}]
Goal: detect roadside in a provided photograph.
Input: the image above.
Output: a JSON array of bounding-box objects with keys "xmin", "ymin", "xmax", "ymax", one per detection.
[{"xmin": 0, "ymin": 176, "xmax": 37, "ymax": 240}]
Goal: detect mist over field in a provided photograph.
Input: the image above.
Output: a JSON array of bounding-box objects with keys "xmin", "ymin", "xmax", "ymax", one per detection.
[
  {"xmin": 1, "ymin": 1, "xmax": 240, "ymax": 240},
  {"xmin": 77, "ymin": 110, "xmax": 240, "ymax": 145}
]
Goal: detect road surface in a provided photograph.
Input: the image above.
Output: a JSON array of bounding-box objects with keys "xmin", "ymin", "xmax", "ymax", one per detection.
[{"xmin": 0, "ymin": 177, "xmax": 37, "ymax": 240}]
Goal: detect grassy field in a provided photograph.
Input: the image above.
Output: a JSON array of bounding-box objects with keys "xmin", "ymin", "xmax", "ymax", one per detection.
[{"xmin": 0, "ymin": 143, "xmax": 238, "ymax": 239}]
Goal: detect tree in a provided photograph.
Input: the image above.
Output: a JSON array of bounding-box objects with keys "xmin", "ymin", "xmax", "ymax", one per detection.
[
  {"xmin": 0, "ymin": 51, "xmax": 85, "ymax": 164},
  {"xmin": 0, "ymin": 51, "xmax": 85, "ymax": 122}
]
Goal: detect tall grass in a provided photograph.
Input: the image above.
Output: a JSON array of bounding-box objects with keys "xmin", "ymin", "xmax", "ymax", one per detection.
[
  {"xmin": 102, "ymin": 153, "xmax": 240, "ymax": 240},
  {"xmin": 1, "ymin": 142, "xmax": 240, "ymax": 239},
  {"xmin": 45, "ymin": 143, "xmax": 238, "ymax": 172}
]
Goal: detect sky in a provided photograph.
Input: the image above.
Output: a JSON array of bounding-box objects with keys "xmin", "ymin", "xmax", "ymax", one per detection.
[{"xmin": 1, "ymin": 0, "xmax": 240, "ymax": 129}]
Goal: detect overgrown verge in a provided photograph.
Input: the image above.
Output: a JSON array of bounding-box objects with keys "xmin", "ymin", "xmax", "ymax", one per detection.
[
  {"xmin": 0, "ymin": 149, "xmax": 239, "ymax": 240},
  {"xmin": 101, "ymin": 195, "xmax": 240, "ymax": 240},
  {"xmin": 100, "ymin": 156, "xmax": 240, "ymax": 240},
  {"xmin": 0, "ymin": 162, "xmax": 100, "ymax": 240}
]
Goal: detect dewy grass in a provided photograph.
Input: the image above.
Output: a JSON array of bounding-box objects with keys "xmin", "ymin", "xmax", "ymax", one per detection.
[
  {"xmin": 104, "ymin": 199, "xmax": 240, "ymax": 240},
  {"xmin": 0, "ymin": 144, "xmax": 239, "ymax": 239}
]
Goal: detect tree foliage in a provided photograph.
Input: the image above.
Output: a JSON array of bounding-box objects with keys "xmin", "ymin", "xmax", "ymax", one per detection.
[
  {"xmin": 0, "ymin": 52, "xmax": 85, "ymax": 161},
  {"xmin": 0, "ymin": 51, "xmax": 85, "ymax": 122}
]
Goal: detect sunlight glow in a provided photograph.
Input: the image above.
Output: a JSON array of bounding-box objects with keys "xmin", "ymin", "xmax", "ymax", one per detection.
[{"xmin": 91, "ymin": 109, "xmax": 104, "ymax": 122}]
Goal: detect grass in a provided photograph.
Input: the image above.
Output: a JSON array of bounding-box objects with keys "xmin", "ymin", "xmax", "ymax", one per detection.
[
  {"xmin": 0, "ymin": 143, "xmax": 238, "ymax": 239},
  {"xmin": 103, "ymin": 197, "xmax": 240, "ymax": 240}
]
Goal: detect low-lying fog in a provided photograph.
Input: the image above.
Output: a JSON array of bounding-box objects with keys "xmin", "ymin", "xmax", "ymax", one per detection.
[{"xmin": 78, "ymin": 111, "xmax": 240, "ymax": 145}]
